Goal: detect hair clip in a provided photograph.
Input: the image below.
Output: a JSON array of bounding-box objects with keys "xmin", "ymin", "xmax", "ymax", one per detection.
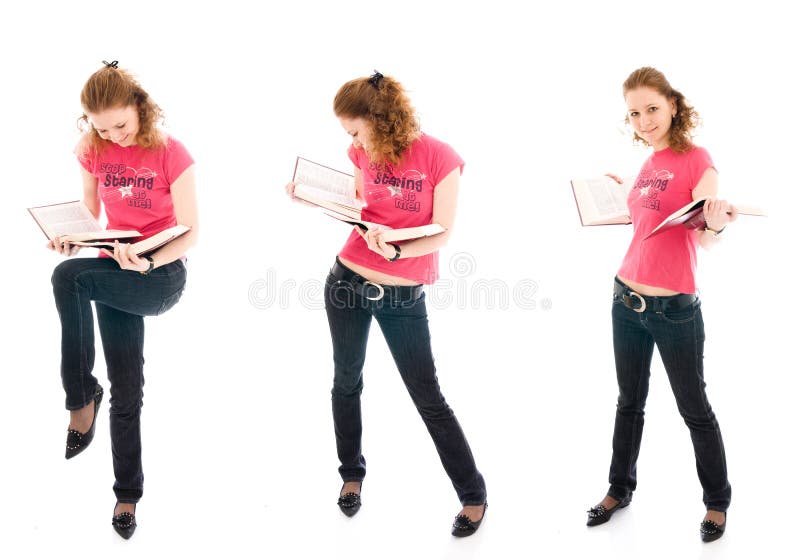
[
  {"xmin": 102, "ymin": 60, "xmax": 119, "ymax": 69},
  {"xmin": 368, "ymin": 70, "xmax": 384, "ymax": 89}
]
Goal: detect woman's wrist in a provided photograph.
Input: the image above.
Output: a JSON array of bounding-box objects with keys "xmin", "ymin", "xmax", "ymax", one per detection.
[
  {"xmin": 139, "ymin": 256, "xmax": 155, "ymax": 275},
  {"xmin": 702, "ymin": 227, "xmax": 724, "ymax": 241},
  {"xmin": 385, "ymin": 243, "xmax": 401, "ymax": 261}
]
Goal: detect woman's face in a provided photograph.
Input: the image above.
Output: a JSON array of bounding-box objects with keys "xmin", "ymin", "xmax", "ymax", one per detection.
[
  {"xmin": 624, "ymin": 87, "xmax": 676, "ymax": 151},
  {"xmin": 338, "ymin": 116, "xmax": 371, "ymax": 152},
  {"xmin": 86, "ymin": 105, "xmax": 140, "ymax": 147}
]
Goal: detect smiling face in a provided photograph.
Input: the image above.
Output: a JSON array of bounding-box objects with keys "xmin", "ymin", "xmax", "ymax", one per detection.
[
  {"xmin": 86, "ymin": 105, "xmax": 140, "ymax": 147},
  {"xmin": 624, "ymin": 87, "xmax": 676, "ymax": 151},
  {"xmin": 338, "ymin": 115, "xmax": 372, "ymax": 152}
]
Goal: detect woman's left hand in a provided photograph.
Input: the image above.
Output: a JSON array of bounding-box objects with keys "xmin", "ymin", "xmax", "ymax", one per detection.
[
  {"xmin": 703, "ymin": 198, "xmax": 739, "ymax": 231},
  {"xmin": 355, "ymin": 226, "xmax": 396, "ymax": 259},
  {"xmin": 100, "ymin": 241, "xmax": 151, "ymax": 272}
]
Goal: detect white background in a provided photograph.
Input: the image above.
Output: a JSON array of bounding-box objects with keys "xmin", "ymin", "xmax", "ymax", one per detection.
[{"xmin": 0, "ymin": 1, "xmax": 796, "ymax": 558}]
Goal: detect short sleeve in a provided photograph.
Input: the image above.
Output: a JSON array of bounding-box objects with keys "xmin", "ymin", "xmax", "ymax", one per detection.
[
  {"xmin": 428, "ymin": 137, "xmax": 465, "ymax": 187},
  {"xmin": 74, "ymin": 136, "xmax": 96, "ymax": 174},
  {"xmin": 688, "ymin": 146, "xmax": 715, "ymax": 190},
  {"xmin": 347, "ymin": 144, "xmax": 367, "ymax": 169},
  {"xmin": 164, "ymin": 136, "xmax": 195, "ymax": 185}
]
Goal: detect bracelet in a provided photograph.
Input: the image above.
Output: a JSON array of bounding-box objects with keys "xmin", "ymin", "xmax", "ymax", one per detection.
[
  {"xmin": 139, "ymin": 256, "xmax": 155, "ymax": 275},
  {"xmin": 386, "ymin": 243, "xmax": 401, "ymax": 262}
]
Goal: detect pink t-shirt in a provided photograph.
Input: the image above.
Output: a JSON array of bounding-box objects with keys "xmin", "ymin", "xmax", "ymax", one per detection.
[
  {"xmin": 617, "ymin": 146, "xmax": 715, "ymax": 294},
  {"xmin": 338, "ymin": 133, "xmax": 464, "ymax": 285},
  {"xmin": 77, "ymin": 135, "xmax": 194, "ymax": 242}
]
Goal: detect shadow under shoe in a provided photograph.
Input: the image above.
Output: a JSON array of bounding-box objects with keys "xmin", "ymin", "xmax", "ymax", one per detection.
[
  {"xmin": 586, "ymin": 494, "xmax": 632, "ymax": 526},
  {"xmin": 337, "ymin": 483, "xmax": 362, "ymax": 517},
  {"xmin": 112, "ymin": 504, "xmax": 137, "ymax": 540},
  {"xmin": 65, "ymin": 385, "xmax": 104, "ymax": 460},
  {"xmin": 452, "ymin": 502, "xmax": 488, "ymax": 537}
]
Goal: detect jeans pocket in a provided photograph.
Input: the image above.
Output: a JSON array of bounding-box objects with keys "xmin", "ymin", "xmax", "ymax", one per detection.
[
  {"xmin": 660, "ymin": 301, "xmax": 700, "ymax": 324},
  {"xmin": 325, "ymin": 277, "xmax": 357, "ymax": 311}
]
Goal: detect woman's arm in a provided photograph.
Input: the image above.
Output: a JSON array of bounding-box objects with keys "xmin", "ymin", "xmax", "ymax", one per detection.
[
  {"xmin": 691, "ymin": 168, "xmax": 738, "ymax": 250},
  {"xmin": 102, "ymin": 165, "xmax": 199, "ymax": 271},
  {"xmin": 363, "ymin": 167, "xmax": 459, "ymax": 259},
  {"xmin": 82, "ymin": 167, "xmax": 101, "ymax": 219}
]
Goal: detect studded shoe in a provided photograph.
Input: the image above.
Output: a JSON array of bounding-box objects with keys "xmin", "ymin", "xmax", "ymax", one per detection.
[
  {"xmin": 700, "ymin": 513, "xmax": 726, "ymax": 542},
  {"xmin": 586, "ymin": 494, "xmax": 632, "ymax": 526},
  {"xmin": 112, "ymin": 504, "xmax": 137, "ymax": 540},
  {"xmin": 337, "ymin": 483, "xmax": 362, "ymax": 517},
  {"xmin": 452, "ymin": 502, "xmax": 487, "ymax": 537},
  {"xmin": 65, "ymin": 385, "xmax": 104, "ymax": 460}
]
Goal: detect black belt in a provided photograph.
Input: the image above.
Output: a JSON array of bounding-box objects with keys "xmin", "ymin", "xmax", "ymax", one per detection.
[
  {"xmin": 330, "ymin": 259, "xmax": 424, "ymax": 302},
  {"xmin": 613, "ymin": 277, "xmax": 697, "ymax": 313}
]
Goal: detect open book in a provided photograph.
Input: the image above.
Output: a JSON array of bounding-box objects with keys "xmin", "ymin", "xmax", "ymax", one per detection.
[
  {"xmin": 646, "ymin": 196, "xmax": 767, "ymax": 239},
  {"xmin": 292, "ymin": 156, "xmax": 446, "ymax": 242},
  {"xmin": 570, "ymin": 176, "xmax": 635, "ymax": 226},
  {"xmin": 29, "ymin": 200, "xmax": 191, "ymax": 256},
  {"xmin": 322, "ymin": 209, "xmax": 445, "ymax": 242},
  {"xmin": 292, "ymin": 157, "xmax": 363, "ymax": 220},
  {"xmin": 29, "ymin": 200, "xmax": 140, "ymax": 242},
  {"xmin": 76, "ymin": 224, "xmax": 192, "ymax": 255}
]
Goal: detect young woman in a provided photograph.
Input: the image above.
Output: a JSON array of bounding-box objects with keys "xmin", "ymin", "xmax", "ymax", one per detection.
[
  {"xmin": 287, "ymin": 71, "xmax": 487, "ymax": 536},
  {"xmin": 585, "ymin": 67, "xmax": 735, "ymax": 542},
  {"xmin": 50, "ymin": 61, "xmax": 198, "ymax": 539}
]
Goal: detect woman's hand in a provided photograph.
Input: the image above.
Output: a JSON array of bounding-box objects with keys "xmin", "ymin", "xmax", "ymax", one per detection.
[
  {"xmin": 703, "ymin": 198, "xmax": 738, "ymax": 231},
  {"xmin": 285, "ymin": 181, "xmax": 316, "ymax": 207},
  {"xmin": 100, "ymin": 241, "xmax": 151, "ymax": 272},
  {"xmin": 48, "ymin": 237, "xmax": 81, "ymax": 256},
  {"xmin": 355, "ymin": 226, "xmax": 396, "ymax": 259}
]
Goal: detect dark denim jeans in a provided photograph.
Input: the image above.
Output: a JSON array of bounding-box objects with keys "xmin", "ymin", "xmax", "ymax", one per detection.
[
  {"xmin": 324, "ymin": 263, "xmax": 486, "ymax": 506},
  {"xmin": 52, "ymin": 257, "xmax": 186, "ymax": 503},
  {"xmin": 608, "ymin": 278, "xmax": 731, "ymax": 511}
]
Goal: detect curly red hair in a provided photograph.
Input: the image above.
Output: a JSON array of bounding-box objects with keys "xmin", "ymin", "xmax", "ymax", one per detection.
[
  {"xmin": 333, "ymin": 73, "xmax": 420, "ymax": 165},
  {"xmin": 623, "ymin": 67, "xmax": 700, "ymax": 154},
  {"xmin": 77, "ymin": 63, "xmax": 164, "ymax": 153}
]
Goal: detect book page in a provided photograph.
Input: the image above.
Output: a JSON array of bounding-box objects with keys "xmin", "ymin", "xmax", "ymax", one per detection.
[
  {"xmin": 293, "ymin": 157, "xmax": 363, "ymax": 209},
  {"xmin": 583, "ymin": 177, "xmax": 630, "ymax": 220},
  {"xmin": 29, "ymin": 201, "xmax": 101, "ymax": 239}
]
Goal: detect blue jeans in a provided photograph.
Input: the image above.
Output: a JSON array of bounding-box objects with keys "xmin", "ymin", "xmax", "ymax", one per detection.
[
  {"xmin": 52, "ymin": 257, "xmax": 186, "ymax": 503},
  {"xmin": 608, "ymin": 278, "xmax": 731, "ymax": 511},
  {"xmin": 324, "ymin": 260, "xmax": 486, "ymax": 506}
]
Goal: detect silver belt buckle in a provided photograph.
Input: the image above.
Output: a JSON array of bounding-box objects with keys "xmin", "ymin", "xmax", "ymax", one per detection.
[
  {"xmin": 629, "ymin": 292, "xmax": 646, "ymax": 313},
  {"xmin": 363, "ymin": 280, "xmax": 385, "ymax": 301}
]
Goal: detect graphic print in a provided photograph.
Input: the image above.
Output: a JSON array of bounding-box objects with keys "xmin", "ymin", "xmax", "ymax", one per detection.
[
  {"xmin": 98, "ymin": 162, "xmax": 158, "ymax": 209},
  {"xmin": 633, "ymin": 168, "xmax": 673, "ymax": 211},
  {"xmin": 365, "ymin": 161, "xmax": 426, "ymax": 213}
]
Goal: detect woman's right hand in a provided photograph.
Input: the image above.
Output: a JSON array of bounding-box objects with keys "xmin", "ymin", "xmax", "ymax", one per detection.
[
  {"xmin": 48, "ymin": 237, "xmax": 81, "ymax": 256},
  {"xmin": 285, "ymin": 181, "xmax": 315, "ymax": 207},
  {"xmin": 605, "ymin": 173, "xmax": 624, "ymax": 185}
]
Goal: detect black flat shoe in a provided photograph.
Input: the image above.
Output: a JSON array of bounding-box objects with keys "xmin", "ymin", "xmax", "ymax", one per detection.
[
  {"xmin": 337, "ymin": 483, "xmax": 362, "ymax": 517},
  {"xmin": 452, "ymin": 502, "xmax": 487, "ymax": 537},
  {"xmin": 700, "ymin": 514, "xmax": 726, "ymax": 542},
  {"xmin": 65, "ymin": 385, "xmax": 104, "ymax": 460},
  {"xmin": 112, "ymin": 504, "xmax": 137, "ymax": 540},
  {"xmin": 586, "ymin": 494, "xmax": 632, "ymax": 526}
]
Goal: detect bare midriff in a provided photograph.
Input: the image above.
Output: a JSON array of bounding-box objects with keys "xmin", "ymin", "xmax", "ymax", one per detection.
[
  {"xmin": 617, "ymin": 275, "xmax": 682, "ymax": 297},
  {"xmin": 339, "ymin": 257, "xmax": 421, "ymax": 286}
]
